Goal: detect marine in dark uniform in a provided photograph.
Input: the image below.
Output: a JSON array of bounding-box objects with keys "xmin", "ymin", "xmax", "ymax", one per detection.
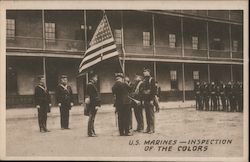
[
  {"xmin": 124, "ymin": 76, "xmax": 133, "ymax": 132},
  {"xmin": 85, "ymin": 72, "xmax": 101, "ymax": 137},
  {"xmin": 218, "ymin": 81, "xmax": 227, "ymax": 111},
  {"xmin": 140, "ymin": 68, "xmax": 156, "ymax": 134},
  {"xmin": 56, "ymin": 75, "xmax": 74, "ymax": 129},
  {"xmin": 194, "ymin": 81, "xmax": 202, "ymax": 110},
  {"xmin": 225, "ymin": 81, "xmax": 232, "ymax": 112},
  {"xmin": 231, "ymin": 82, "xmax": 238, "ymax": 112},
  {"xmin": 200, "ymin": 81, "xmax": 208, "ymax": 111},
  {"xmin": 237, "ymin": 82, "xmax": 243, "ymax": 112},
  {"xmin": 112, "ymin": 73, "xmax": 132, "ymax": 136},
  {"xmin": 210, "ymin": 82, "xmax": 217, "ymax": 111},
  {"xmin": 130, "ymin": 74, "xmax": 144, "ymax": 132},
  {"xmin": 34, "ymin": 75, "xmax": 51, "ymax": 133}
]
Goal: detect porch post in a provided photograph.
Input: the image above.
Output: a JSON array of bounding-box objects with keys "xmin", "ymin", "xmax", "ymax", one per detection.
[
  {"xmin": 152, "ymin": 14, "xmax": 156, "ymax": 79},
  {"xmin": 182, "ymin": 63, "xmax": 185, "ymax": 102}
]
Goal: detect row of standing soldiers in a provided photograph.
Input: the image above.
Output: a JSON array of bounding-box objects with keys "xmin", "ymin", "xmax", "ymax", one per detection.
[{"xmin": 194, "ymin": 81, "xmax": 243, "ymax": 112}]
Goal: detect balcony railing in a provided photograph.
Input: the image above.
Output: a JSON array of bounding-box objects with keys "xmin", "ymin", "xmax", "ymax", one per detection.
[
  {"xmin": 209, "ymin": 50, "xmax": 231, "ymax": 58},
  {"xmin": 155, "ymin": 46, "xmax": 182, "ymax": 57},
  {"xmin": 125, "ymin": 44, "xmax": 153, "ymax": 55},
  {"xmin": 7, "ymin": 36, "xmax": 43, "ymax": 49},
  {"xmin": 6, "ymin": 36, "xmax": 85, "ymax": 52},
  {"xmin": 183, "ymin": 48, "xmax": 208, "ymax": 58},
  {"xmin": 6, "ymin": 36, "xmax": 243, "ymax": 61},
  {"xmin": 232, "ymin": 51, "xmax": 243, "ymax": 59},
  {"xmin": 45, "ymin": 38, "xmax": 85, "ymax": 52}
]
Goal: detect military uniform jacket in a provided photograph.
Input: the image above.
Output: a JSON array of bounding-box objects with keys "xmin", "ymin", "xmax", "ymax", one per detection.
[
  {"xmin": 112, "ymin": 81, "xmax": 131, "ymax": 107},
  {"xmin": 34, "ymin": 84, "xmax": 51, "ymax": 112},
  {"xmin": 56, "ymin": 84, "xmax": 73, "ymax": 107},
  {"xmin": 86, "ymin": 81, "xmax": 101, "ymax": 108},
  {"xmin": 139, "ymin": 76, "xmax": 156, "ymax": 101},
  {"xmin": 130, "ymin": 80, "xmax": 143, "ymax": 100}
]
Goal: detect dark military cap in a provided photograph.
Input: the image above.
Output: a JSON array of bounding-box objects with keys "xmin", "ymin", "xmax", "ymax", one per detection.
[
  {"xmin": 115, "ymin": 72, "xmax": 124, "ymax": 78},
  {"xmin": 143, "ymin": 67, "xmax": 151, "ymax": 73},
  {"xmin": 60, "ymin": 75, "xmax": 68, "ymax": 79}
]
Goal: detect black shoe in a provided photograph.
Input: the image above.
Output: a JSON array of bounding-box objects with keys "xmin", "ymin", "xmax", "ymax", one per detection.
[
  {"xmin": 64, "ymin": 127, "xmax": 70, "ymax": 129},
  {"xmin": 88, "ymin": 134, "xmax": 97, "ymax": 137},
  {"xmin": 45, "ymin": 129, "xmax": 50, "ymax": 132},
  {"xmin": 147, "ymin": 131, "xmax": 154, "ymax": 134}
]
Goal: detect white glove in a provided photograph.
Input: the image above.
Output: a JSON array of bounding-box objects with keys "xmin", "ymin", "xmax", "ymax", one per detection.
[
  {"xmin": 36, "ymin": 105, "xmax": 40, "ymax": 109},
  {"xmin": 85, "ymin": 98, "xmax": 90, "ymax": 104},
  {"xmin": 49, "ymin": 103, "xmax": 52, "ymax": 107},
  {"xmin": 58, "ymin": 103, "xmax": 61, "ymax": 107},
  {"xmin": 95, "ymin": 106, "xmax": 100, "ymax": 110},
  {"xmin": 70, "ymin": 102, "xmax": 74, "ymax": 107}
]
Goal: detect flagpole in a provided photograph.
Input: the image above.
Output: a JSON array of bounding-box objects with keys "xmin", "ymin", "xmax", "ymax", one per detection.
[
  {"xmin": 121, "ymin": 11, "xmax": 126, "ymax": 76},
  {"xmin": 84, "ymin": 10, "xmax": 88, "ymax": 84}
]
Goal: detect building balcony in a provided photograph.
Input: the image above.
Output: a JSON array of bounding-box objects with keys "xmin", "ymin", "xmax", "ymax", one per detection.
[
  {"xmin": 155, "ymin": 46, "xmax": 182, "ymax": 57},
  {"xmin": 209, "ymin": 50, "xmax": 231, "ymax": 59},
  {"xmin": 232, "ymin": 51, "xmax": 243, "ymax": 59},
  {"xmin": 6, "ymin": 36, "xmax": 85, "ymax": 56},
  {"xmin": 183, "ymin": 48, "xmax": 208, "ymax": 58},
  {"xmin": 124, "ymin": 44, "xmax": 153, "ymax": 55}
]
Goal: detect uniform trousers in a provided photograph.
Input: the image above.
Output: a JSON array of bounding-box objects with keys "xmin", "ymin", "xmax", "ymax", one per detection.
[
  {"xmin": 38, "ymin": 107, "xmax": 48, "ymax": 131},
  {"xmin": 144, "ymin": 100, "xmax": 155, "ymax": 132},
  {"xmin": 117, "ymin": 104, "xmax": 131, "ymax": 135},
  {"xmin": 60, "ymin": 106, "xmax": 70, "ymax": 129},
  {"xmin": 88, "ymin": 108, "xmax": 97, "ymax": 136},
  {"xmin": 132, "ymin": 103, "xmax": 144, "ymax": 131}
]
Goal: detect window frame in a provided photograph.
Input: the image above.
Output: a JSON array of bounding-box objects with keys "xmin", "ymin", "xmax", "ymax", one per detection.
[
  {"xmin": 6, "ymin": 19, "xmax": 16, "ymax": 40},
  {"xmin": 169, "ymin": 34, "xmax": 176, "ymax": 48},
  {"xmin": 143, "ymin": 31, "xmax": 150, "ymax": 47},
  {"xmin": 192, "ymin": 36, "xmax": 199, "ymax": 50},
  {"xmin": 45, "ymin": 22, "xmax": 56, "ymax": 43}
]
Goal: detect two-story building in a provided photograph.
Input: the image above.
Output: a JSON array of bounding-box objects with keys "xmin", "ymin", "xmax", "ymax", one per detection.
[{"xmin": 6, "ymin": 10, "xmax": 243, "ymax": 108}]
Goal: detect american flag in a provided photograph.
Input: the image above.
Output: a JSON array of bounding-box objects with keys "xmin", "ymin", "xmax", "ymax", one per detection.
[{"xmin": 79, "ymin": 14, "xmax": 119, "ymax": 73}]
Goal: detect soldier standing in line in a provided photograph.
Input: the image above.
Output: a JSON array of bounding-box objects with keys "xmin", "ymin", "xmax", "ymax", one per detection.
[
  {"xmin": 225, "ymin": 81, "xmax": 232, "ymax": 112},
  {"xmin": 231, "ymin": 82, "xmax": 238, "ymax": 112},
  {"xmin": 210, "ymin": 82, "xmax": 217, "ymax": 111},
  {"xmin": 238, "ymin": 82, "xmax": 243, "ymax": 112},
  {"xmin": 85, "ymin": 71, "xmax": 101, "ymax": 137},
  {"xmin": 203, "ymin": 82, "xmax": 210, "ymax": 111},
  {"xmin": 219, "ymin": 81, "xmax": 227, "ymax": 111},
  {"xmin": 215, "ymin": 81, "xmax": 221, "ymax": 111},
  {"xmin": 34, "ymin": 75, "xmax": 52, "ymax": 133},
  {"xmin": 194, "ymin": 81, "xmax": 202, "ymax": 110},
  {"xmin": 56, "ymin": 75, "xmax": 74, "ymax": 129},
  {"xmin": 112, "ymin": 73, "xmax": 132, "ymax": 136},
  {"xmin": 140, "ymin": 68, "xmax": 156, "ymax": 134},
  {"xmin": 130, "ymin": 73, "xmax": 144, "ymax": 132}
]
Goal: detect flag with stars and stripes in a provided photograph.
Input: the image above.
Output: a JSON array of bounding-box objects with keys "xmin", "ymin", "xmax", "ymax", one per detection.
[{"xmin": 79, "ymin": 14, "xmax": 119, "ymax": 73}]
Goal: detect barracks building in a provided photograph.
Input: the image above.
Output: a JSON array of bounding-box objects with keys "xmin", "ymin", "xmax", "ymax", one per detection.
[{"xmin": 6, "ymin": 10, "xmax": 243, "ymax": 108}]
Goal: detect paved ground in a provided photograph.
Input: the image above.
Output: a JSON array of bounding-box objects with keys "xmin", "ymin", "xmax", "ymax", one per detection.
[{"xmin": 6, "ymin": 101, "xmax": 243, "ymax": 159}]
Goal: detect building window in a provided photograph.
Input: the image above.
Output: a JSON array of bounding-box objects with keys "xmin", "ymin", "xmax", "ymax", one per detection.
[
  {"xmin": 114, "ymin": 29, "xmax": 122, "ymax": 44},
  {"xmin": 193, "ymin": 71, "xmax": 199, "ymax": 80},
  {"xmin": 170, "ymin": 70, "xmax": 178, "ymax": 90},
  {"xmin": 143, "ymin": 32, "xmax": 150, "ymax": 47},
  {"xmin": 232, "ymin": 40, "xmax": 238, "ymax": 52},
  {"xmin": 45, "ymin": 22, "xmax": 56, "ymax": 43},
  {"xmin": 192, "ymin": 36, "xmax": 199, "ymax": 50},
  {"xmin": 169, "ymin": 34, "xmax": 176, "ymax": 48},
  {"xmin": 6, "ymin": 19, "xmax": 15, "ymax": 40}
]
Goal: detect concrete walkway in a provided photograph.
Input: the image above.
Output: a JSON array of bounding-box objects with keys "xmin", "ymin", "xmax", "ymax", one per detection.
[{"xmin": 6, "ymin": 101, "xmax": 196, "ymax": 119}]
